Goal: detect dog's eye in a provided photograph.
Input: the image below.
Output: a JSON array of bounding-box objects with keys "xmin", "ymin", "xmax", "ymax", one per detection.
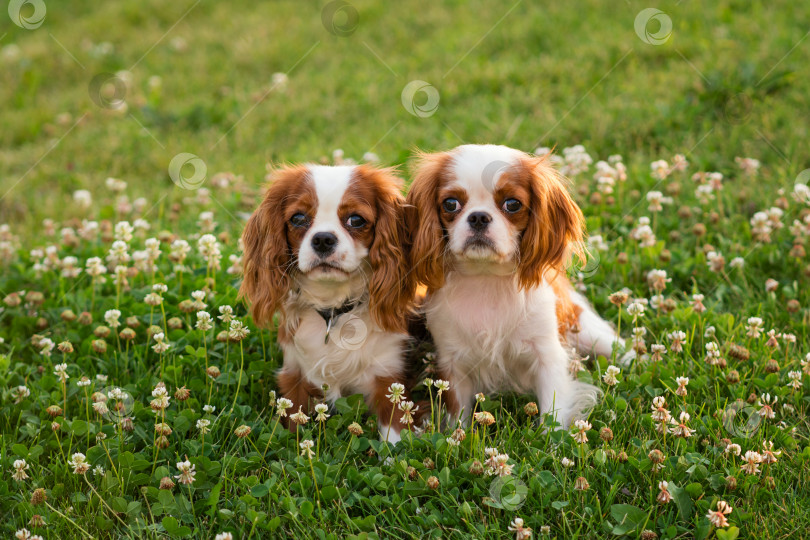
[
  {"xmin": 442, "ymin": 198, "xmax": 461, "ymax": 213},
  {"xmin": 502, "ymin": 199, "xmax": 522, "ymax": 214},
  {"xmin": 346, "ymin": 215, "xmax": 367, "ymax": 228},
  {"xmin": 289, "ymin": 213, "xmax": 309, "ymax": 228}
]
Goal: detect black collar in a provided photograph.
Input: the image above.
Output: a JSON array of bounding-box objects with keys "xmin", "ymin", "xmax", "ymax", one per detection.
[
  {"xmin": 315, "ymin": 298, "xmax": 360, "ymax": 325},
  {"xmin": 316, "ymin": 298, "xmax": 361, "ymax": 344}
]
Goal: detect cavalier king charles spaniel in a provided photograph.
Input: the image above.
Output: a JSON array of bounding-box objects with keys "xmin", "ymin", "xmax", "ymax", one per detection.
[
  {"xmin": 240, "ymin": 164, "xmax": 413, "ymax": 442},
  {"xmin": 406, "ymin": 144, "xmax": 625, "ymax": 427}
]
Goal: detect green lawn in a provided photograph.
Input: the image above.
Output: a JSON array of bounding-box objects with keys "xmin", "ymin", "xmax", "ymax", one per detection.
[{"xmin": 1, "ymin": 0, "xmax": 810, "ymax": 538}]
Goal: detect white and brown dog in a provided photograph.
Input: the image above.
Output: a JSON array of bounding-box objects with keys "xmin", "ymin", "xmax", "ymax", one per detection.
[
  {"xmin": 240, "ymin": 164, "xmax": 413, "ymax": 442},
  {"xmin": 406, "ymin": 144, "xmax": 624, "ymax": 427}
]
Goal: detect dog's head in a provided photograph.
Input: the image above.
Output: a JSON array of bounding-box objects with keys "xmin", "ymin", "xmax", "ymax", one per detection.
[
  {"xmin": 240, "ymin": 164, "xmax": 411, "ymax": 332},
  {"xmin": 406, "ymin": 144, "xmax": 584, "ymax": 289}
]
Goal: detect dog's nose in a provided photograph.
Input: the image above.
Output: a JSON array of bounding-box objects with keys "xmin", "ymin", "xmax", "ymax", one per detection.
[
  {"xmin": 311, "ymin": 232, "xmax": 338, "ymax": 256},
  {"xmin": 467, "ymin": 211, "xmax": 492, "ymax": 231}
]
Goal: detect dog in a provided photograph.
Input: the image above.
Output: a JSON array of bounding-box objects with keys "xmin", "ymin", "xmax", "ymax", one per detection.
[
  {"xmin": 405, "ymin": 144, "xmax": 625, "ymax": 427},
  {"xmin": 240, "ymin": 163, "xmax": 414, "ymax": 442}
]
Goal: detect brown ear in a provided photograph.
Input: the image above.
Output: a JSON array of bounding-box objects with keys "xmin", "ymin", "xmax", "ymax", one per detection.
[
  {"xmin": 517, "ymin": 156, "xmax": 585, "ymax": 289},
  {"xmin": 405, "ymin": 152, "xmax": 452, "ymax": 292},
  {"xmin": 239, "ymin": 166, "xmax": 309, "ymax": 327},
  {"xmin": 357, "ymin": 165, "xmax": 413, "ymax": 333}
]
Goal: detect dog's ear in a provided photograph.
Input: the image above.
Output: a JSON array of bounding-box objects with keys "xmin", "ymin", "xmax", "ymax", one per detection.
[
  {"xmin": 356, "ymin": 165, "xmax": 413, "ymax": 333},
  {"xmin": 239, "ymin": 166, "xmax": 309, "ymax": 327},
  {"xmin": 405, "ymin": 151, "xmax": 453, "ymax": 292},
  {"xmin": 517, "ymin": 156, "xmax": 584, "ymax": 289}
]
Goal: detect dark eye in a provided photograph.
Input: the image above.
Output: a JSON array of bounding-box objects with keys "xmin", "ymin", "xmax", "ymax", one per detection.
[
  {"xmin": 442, "ymin": 198, "xmax": 461, "ymax": 213},
  {"xmin": 289, "ymin": 213, "xmax": 309, "ymax": 228},
  {"xmin": 502, "ymin": 199, "xmax": 522, "ymax": 214},
  {"xmin": 346, "ymin": 215, "xmax": 367, "ymax": 228}
]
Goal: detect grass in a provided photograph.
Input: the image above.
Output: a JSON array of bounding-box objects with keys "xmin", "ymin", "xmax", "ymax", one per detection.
[{"xmin": 1, "ymin": 0, "xmax": 810, "ymax": 538}]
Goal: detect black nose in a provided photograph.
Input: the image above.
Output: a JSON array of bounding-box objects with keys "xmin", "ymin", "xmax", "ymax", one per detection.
[
  {"xmin": 467, "ymin": 211, "xmax": 492, "ymax": 231},
  {"xmin": 311, "ymin": 232, "xmax": 338, "ymax": 256}
]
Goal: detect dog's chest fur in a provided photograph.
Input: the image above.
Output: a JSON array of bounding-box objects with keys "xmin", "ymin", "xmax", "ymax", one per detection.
[
  {"xmin": 425, "ymin": 273, "xmax": 562, "ymax": 391},
  {"xmin": 281, "ymin": 303, "xmax": 407, "ymax": 401}
]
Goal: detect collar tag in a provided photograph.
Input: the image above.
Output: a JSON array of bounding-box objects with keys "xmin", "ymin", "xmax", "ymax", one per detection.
[
  {"xmin": 317, "ymin": 300, "xmax": 359, "ymax": 345},
  {"xmin": 324, "ymin": 312, "xmax": 334, "ymax": 344}
]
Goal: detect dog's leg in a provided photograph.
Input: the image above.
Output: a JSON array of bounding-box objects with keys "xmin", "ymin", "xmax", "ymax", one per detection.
[
  {"xmin": 369, "ymin": 375, "xmax": 409, "ymax": 443},
  {"xmin": 566, "ymin": 290, "xmax": 630, "ymax": 363},
  {"xmin": 277, "ymin": 367, "xmax": 323, "ymax": 431}
]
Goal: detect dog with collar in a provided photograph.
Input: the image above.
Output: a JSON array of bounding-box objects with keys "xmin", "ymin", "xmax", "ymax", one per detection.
[{"xmin": 240, "ymin": 164, "xmax": 414, "ymax": 442}]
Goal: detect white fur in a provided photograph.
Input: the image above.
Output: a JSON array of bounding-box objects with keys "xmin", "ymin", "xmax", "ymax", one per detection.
[
  {"xmin": 281, "ymin": 302, "xmax": 407, "ymax": 401},
  {"xmin": 297, "ymin": 165, "xmax": 369, "ymax": 279},
  {"xmin": 422, "ymin": 145, "xmax": 619, "ymax": 427},
  {"xmin": 281, "ymin": 165, "xmax": 406, "ymax": 441},
  {"xmin": 566, "ymin": 290, "xmax": 626, "ymax": 360},
  {"xmin": 426, "ymin": 272, "xmax": 588, "ymax": 426},
  {"xmin": 444, "ymin": 145, "xmax": 524, "ymax": 263}
]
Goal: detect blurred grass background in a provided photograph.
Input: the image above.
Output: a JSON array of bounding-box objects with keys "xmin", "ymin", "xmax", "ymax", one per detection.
[{"xmin": 1, "ymin": 0, "xmax": 808, "ymax": 227}]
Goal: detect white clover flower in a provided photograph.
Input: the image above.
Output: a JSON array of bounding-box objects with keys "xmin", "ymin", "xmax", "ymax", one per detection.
[
  {"xmin": 197, "ymin": 419, "xmax": 211, "ymax": 434},
  {"xmin": 114, "ymin": 221, "xmax": 133, "ymax": 242},
  {"xmin": 73, "ymin": 189, "xmax": 92, "ymax": 209},
  {"xmin": 70, "ymin": 453, "xmax": 90, "ymax": 475},
  {"xmin": 627, "ymin": 301, "xmax": 645, "ymax": 318},
  {"xmin": 12, "ymin": 459, "xmax": 29, "ymax": 481},
  {"xmin": 228, "ymin": 319, "xmax": 250, "ymax": 341},
  {"xmin": 300, "ymin": 439, "xmax": 315, "ymax": 458},
  {"xmin": 196, "ymin": 311, "xmax": 213, "ymax": 331},
  {"xmin": 602, "ymin": 365, "xmax": 621, "ymax": 386},
  {"xmin": 276, "ymin": 398, "xmax": 293, "ymax": 417},
  {"xmin": 386, "ymin": 382, "xmax": 406, "ymax": 404},
  {"xmin": 40, "ymin": 338, "xmax": 56, "ymax": 358},
  {"xmin": 174, "ymin": 460, "xmax": 196, "ymax": 484},
  {"xmin": 433, "ymin": 379, "xmax": 450, "ymax": 395},
  {"xmin": 314, "ymin": 403, "xmax": 330, "ymax": 422},
  {"xmin": 104, "ymin": 309, "xmax": 121, "ymax": 329},
  {"xmin": 152, "ymin": 332, "xmax": 170, "ymax": 354},
  {"xmin": 218, "ymin": 305, "xmax": 234, "ymax": 323},
  {"xmin": 53, "ymin": 362, "xmax": 69, "ymax": 382}
]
